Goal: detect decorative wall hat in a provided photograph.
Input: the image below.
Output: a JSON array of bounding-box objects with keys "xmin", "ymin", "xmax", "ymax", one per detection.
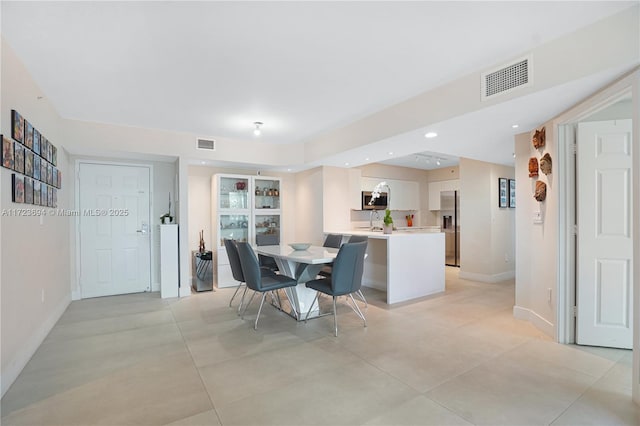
[
  {"xmin": 534, "ymin": 181, "xmax": 547, "ymax": 202},
  {"xmin": 540, "ymin": 153, "xmax": 552, "ymax": 175},
  {"xmin": 528, "ymin": 157, "xmax": 539, "ymax": 178},
  {"xmin": 532, "ymin": 127, "xmax": 546, "ymax": 149}
]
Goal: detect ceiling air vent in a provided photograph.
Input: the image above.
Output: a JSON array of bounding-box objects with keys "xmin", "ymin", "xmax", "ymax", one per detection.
[
  {"xmin": 196, "ymin": 138, "xmax": 215, "ymax": 151},
  {"xmin": 481, "ymin": 55, "xmax": 532, "ymax": 101}
]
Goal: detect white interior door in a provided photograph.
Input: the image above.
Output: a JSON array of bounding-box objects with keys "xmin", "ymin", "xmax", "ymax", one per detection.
[
  {"xmin": 79, "ymin": 163, "xmax": 151, "ymax": 298},
  {"xmin": 577, "ymin": 119, "xmax": 633, "ymax": 349}
]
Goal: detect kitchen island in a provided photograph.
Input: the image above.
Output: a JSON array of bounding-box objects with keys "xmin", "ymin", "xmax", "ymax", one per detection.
[{"xmin": 327, "ymin": 230, "xmax": 445, "ymax": 304}]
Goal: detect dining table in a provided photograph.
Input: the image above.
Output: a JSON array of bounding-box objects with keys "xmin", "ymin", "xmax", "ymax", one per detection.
[{"xmin": 254, "ymin": 244, "xmax": 339, "ymax": 320}]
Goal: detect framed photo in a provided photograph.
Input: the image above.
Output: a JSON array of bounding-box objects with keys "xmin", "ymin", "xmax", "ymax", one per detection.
[
  {"xmin": 24, "ymin": 177, "xmax": 33, "ymax": 204},
  {"xmin": 47, "ymin": 186, "xmax": 53, "ymax": 207},
  {"xmin": 2, "ymin": 135, "xmax": 14, "ymax": 169},
  {"xmin": 498, "ymin": 177, "xmax": 508, "ymax": 208},
  {"xmin": 509, "ymin": 179, "xmax": 516, "ymax": 208},
  {"xmin": 33, "ymin": 155, "xmax": 41, "ymax": 181},
  {"xmin": 41, "ymin": 137, "xmax": 48, "ymax": 162},
  {"xmin": 52, "ymin": 145, "xmax": 57, "ymax": 166},
  {"xmin": 52, "ymin": 168, "xmax": 58, "ymax": 188},
  {"xmin": 57, "ymin": 170, "xmax": 62, "ymax": 188},
  {"xmin": 14, "ymin": 142, "xmax": 25, "ymax": 174},
  {"xmin": 46, "ymin": 163, "xmax": 52, "ymax": 185},
  {"xmin": 40, "ymin": 183, "xmax": 47, "ymax": 206},
  {"xmin": 40, "ymin": 160, "xmax": 47, "ymax": 184},
  {"xmin": 24, "ymin": 121, "xmax": 34, "ymax": 150},
  {"xmin": 34, "ymin": 181, "xmax": 41, "ymax": 206},
  {"xmin": 12, "ymin": 174, "xmax": 24, "ymax": 203},
  {"xmin": 25, "ymin": 150, "xmax": 34, "ymax": 177},
  {"xmin": 33, "ymin": 129, "xmax": 41, "ymax": 155},
  {"xmin": 11, "ymin": 110, "xmax": 24, "ymax": 143},
  {"xmin": 47, "ymin": 141, "xmax": 52, "ymax": 164},
  {"xmin": 52, "ymin": 188, "xmax": 57, "ymax": 208}
]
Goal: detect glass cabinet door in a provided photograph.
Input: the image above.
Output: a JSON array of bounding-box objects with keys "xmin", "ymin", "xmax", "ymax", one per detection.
[
  {"xmin": 219, "ymin": 176, "xmax": 249, "ymax": 209},
  {"xmin": 255, "ymin": 214, "xmax": 280, "ymax": 244},
  {"xmin": 219, "ymin": 214, "xmax": 249, "ymax": 247},
  {"xmin": 253, "ymin": 178, "xmax": 280, "ymax": 210}
]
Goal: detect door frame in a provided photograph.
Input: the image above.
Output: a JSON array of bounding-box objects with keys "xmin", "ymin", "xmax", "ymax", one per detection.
[
  {"xmin": 557, "ymin": 87, "xmax": 633, "ymax": 344},
  {"xmin": 74, "ymin": 160, "xmax": 154, "ymax": 300}
]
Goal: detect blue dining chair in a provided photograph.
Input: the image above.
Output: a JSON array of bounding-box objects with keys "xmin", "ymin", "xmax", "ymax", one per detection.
[
  {"xmin": 236, "ymin": 242, "xmax": 298, "ymax": 330},
  {"xmin": 304, "ymin": 241, "xmax": 368, "ymax": 336}
]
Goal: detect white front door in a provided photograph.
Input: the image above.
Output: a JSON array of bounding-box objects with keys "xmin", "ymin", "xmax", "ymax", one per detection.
[
  {"xmin": 79, "ymin": 163, "xmax": 151, "ymax": 298},
  {"xmin": 576, "ymin": 119, "xmax": 633, "ymax": 349}
]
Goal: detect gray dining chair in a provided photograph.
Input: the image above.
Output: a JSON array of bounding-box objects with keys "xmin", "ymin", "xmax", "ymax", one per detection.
[
  {"xmin": 319, "ymin": 234, "xmax": 368, "ymax": 308},
  {"xmin": 304, "ymin": 241, "xmax": 368, "ymax": 336},
  {"xmin": 224, "ymin": 238, "xmax": 276, "ymax": 313},
  {"xmin": 236, "ymin": 242, "xmax": 298, "ymax": 330},
  {"xmin": 256, "ymin": 233, "xmax": 280, "ymax": 272}
]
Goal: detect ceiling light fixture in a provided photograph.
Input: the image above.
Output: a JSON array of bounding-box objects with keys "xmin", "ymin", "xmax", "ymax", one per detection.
[
  {"xmin": 425, "ymin": 132, "xmax": 438, "ymax": 138},
  {"xmin": 388, "ymin": 151, "xmax": 393, "ymax": 156},
  {"xmin": 512, "ymin": 124, "xmax": 519, "ymax": 129},
  {"xmin": 365, "ymin": 157, "xmax": 370, "ymax": 161},
  {"xmin": 344, "ymin": 162, "xmax": 350, "ymax": 166},
  {"xmin": 253, "ymin": 121, "xmax": 263, "ymax": 136},
  {"xmin": 436, "ymin": 159, "xmax": 441, "ymax": 166}
]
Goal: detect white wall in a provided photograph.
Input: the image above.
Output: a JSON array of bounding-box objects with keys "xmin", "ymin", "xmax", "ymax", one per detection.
[
  {"xmin": 293, "ymin": 167, "xmax": 323, "ymax": 245},
  {"xmin": 1, "ymin": 39, "xmax": 71, "ymax": 397},
  {"xmin": 459, "ymin": 158, "xmax": 515, "ymax": 283}
]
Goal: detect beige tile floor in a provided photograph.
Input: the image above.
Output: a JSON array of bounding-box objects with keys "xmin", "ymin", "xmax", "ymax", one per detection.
[{"xmin": 2, "ymin": 268, "xmax": 638, "ymax": 425}]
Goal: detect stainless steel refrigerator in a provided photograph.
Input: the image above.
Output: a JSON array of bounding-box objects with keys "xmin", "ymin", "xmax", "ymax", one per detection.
[{"xmin": 440, "ymin": 190, "xmax": 460, "ymax": 267}]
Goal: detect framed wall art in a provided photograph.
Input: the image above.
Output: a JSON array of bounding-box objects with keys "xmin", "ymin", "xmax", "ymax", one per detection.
[
  {"xmin": 24, "ymin": 177, "xmax": 33, "ymax": 204},
  {"xmin": 11, "ymin": 110, "xmax": 24, "ymax": 143},
  {"xmin": 498, "ymin": 177, "xmax": 508, "ymax": 208},
  {"xmin": 40, "ymin": 183, "xmax": 47, "ymax": 206},
  {"xmin": 509, "ymin": 179, "xmax": 516, "ymax": 208},
  {"xmin": 33, "ymin": 155, "xmax": 41, "ymax": 181},
  {"xmin": 14, "ymin": 142, "xmax": 24, "ymax": 174},
  {"xmin": 2, "ymin": 135, "xmax": 14, "ymax": 169},
  {"xmin": 40, "ymin": 160, "xmax": 46, "ymax": 183},
  {"xmin": 34, "ymin": 181, "xmax": 41, "ymax": 206},
  {"xmin": 12, "ymin": 174, "xmax": 24, "ymax": 203},
  {"xmin": 25, "ymin": 150, "xmax": 34, "ymax": 177},
  {"xmin": 24, "ymin": 121, "xmax": 34, "ymax": 150},
  {"xmin": 33, "ymin": 128, "xmax": 41, "ymax": 155}
]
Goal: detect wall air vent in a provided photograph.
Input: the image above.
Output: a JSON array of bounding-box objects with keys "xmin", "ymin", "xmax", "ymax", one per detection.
[
  {"xmin": 196, "ymin": 138, "xmax": 215, "ymax": 151},
  {"xmin": 481, "ymin": 55, "xmax": 532, "ymax": 101}
]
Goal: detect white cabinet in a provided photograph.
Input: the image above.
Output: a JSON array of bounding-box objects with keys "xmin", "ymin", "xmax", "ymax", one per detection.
[
  {"xmin": 360, "ymin": 177, "xmax": 419, "ymax": 211},
  {"xmin": 428, "ymin": 179, "xmax": 460, "ymax": 211},
  {"xmin": 213, "ymin": 174, "xmax": 282, "ymax": 288},
  {"xmin": 160, "ymin": 224, "xmax": 179, "ymax": 298}
]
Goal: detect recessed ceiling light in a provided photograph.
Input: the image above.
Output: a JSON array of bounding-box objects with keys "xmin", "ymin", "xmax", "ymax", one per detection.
[
  {"xmin": 388, "ymin": 151, "xmax": 393, "ymax": 155},
  {"xmin": 344, "ymin": 162, "xmax": 350, "ymax": 166},
  {"xmin": 512, "ymin": 124, "xmax": 519, "ymax": 129},
  {"xmin": 425, "ymin": 132, "xmax": 438, "ymax": 138},
  {"xmin": 513, "ymin": 152, "xmax": 516, "ymax": 158},
  {"xmin": 365, "ymin": 157, "xmax": 369, "ymax": 161},
  {"xmin": 436, "ymin": 159, "xmax": 441, "ymax": 166},
  {"xmin": 253, "ymin": 121, "xmax": 263, "ymax": 136},
  {"xmin": 287, "ymin": 168, "xmax": 292, "ymax": 172},
  {"xmin": 201, "ymin": 161, "xmax": 206, "ymax": 165}
]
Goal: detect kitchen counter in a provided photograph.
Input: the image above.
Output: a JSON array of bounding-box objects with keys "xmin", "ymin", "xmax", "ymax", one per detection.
[{"xmin": 326, "ymin": 230, "xmax": 445, "ymax": 304}]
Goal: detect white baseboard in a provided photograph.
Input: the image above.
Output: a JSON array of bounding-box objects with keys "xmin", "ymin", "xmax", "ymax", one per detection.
[
  {"xmin": 513, "ymin": 305, "xmax": 555, "ymax": 338},
  {"xmin": 459, "ymin": 270, "xmax": 515, "ymax": 283},
  {"xmin": 1, "ymin": 294, "xmax": 71, "ymax": 398}
]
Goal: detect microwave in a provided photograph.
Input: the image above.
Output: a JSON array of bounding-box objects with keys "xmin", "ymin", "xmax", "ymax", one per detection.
[{"xmin": 361, "ymin": 191, "xmax": 388, "ymax": 210}]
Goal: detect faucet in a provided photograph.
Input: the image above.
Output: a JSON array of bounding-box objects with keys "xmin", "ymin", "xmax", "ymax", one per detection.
[{"xmin": 369, "ymin": 210, "xmax": 382, "ymax": 230}]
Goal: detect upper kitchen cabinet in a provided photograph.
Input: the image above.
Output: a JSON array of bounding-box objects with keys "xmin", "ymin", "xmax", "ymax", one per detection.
[
  {"xmin": 428, "ymin": 179, "xmax": 460, "ymax": 210},
  {"xmin": 361, "ymin": 177, "xmax": 419, "ymax": 211}
]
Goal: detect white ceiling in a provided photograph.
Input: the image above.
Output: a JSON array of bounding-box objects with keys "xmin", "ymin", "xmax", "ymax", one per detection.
[{"xmin": 1, "ymin": 1, "xmax": 637, "ymax": 170}]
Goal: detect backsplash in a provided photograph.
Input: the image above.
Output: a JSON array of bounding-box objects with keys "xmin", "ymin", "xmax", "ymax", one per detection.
[{"xmin": 350, "ymin": 209, "xmax": 422, "ymax": 229}]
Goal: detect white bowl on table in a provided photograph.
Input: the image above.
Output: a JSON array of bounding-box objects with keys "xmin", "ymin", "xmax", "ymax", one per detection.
[{"xmin": 289, "ymin": 243, "xmax": 311, "ymax": 251}]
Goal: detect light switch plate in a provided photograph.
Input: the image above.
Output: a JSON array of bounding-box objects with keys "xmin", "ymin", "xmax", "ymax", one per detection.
[{"xmin": 533, "ymin": 210, "xmax": 543, "ymax": 224}]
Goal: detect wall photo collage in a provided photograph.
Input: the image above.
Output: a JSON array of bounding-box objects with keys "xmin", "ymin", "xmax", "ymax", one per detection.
[{"xmin": 2, "ymin": 110, "xmax": 61, "ymax": 207}]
